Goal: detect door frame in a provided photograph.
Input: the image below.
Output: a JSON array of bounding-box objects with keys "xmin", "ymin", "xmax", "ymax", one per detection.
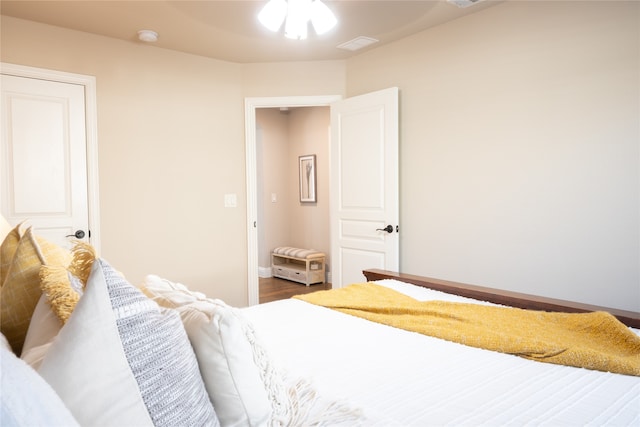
[
  {"xmin": 245, "ymin": 95, "xmax": 341, "ymax": 306},
  {"xmin": 1, "ymin": 62, "xmax": 101, "ymax": 252}
]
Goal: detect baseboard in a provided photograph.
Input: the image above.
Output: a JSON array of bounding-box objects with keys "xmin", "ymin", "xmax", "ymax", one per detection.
[{"xmin": 258, "ymin": 266, "xmax": 272, "ymax": 278}]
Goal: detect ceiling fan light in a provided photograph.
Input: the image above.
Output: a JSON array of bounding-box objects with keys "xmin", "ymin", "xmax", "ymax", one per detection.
[
  {"xmin": 284, "ymin": 0, "xmax": 311, "ymax": 40},
  {"xmin": 258, "ymin": 0, "xmax": 287, "ymax": 32},
  {"xmin": 310, "ymin": 0, "xmax": 336, "ymax": 35},
  {"xmin": 284, "ymin": 22, "xmax": 307, "ymax": 40},
  {"xmin": 260, "ymin": 0, "xmax": 334, "ymax": 40}
]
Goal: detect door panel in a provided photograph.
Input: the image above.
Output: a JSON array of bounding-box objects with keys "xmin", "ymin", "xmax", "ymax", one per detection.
[
  {"xmin": 339, "ymin": 246, "xmax": 386, "ymax": 285},
  {"xmin": 1, "ymin": 74, "xmax": 89, "ymax": 248},
  {"xmin": 330, "ymin": 87, "xmax": 399, "ymax": 287}
]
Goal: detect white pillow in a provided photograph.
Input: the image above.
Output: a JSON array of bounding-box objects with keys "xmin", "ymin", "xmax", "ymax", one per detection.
[
  {"xmin": 20, "ymin": 295, "xmax": 61, "ymax": 370},
  {"xmin": 142, "ymin": 275, "xmax": 283, "ymax": 427},
  {"xmin": 38, "ymin": 260, "xmax": 219, "ymax": 427},
  {"xmin": 182, "ymin": 301, "xmax": 280, "ymax": 427},
  {"xmin": 1, "ymin": 343, "xmax": 79, "ymax": 426},
  {"xmin": 142, "ymin": 275, "xmax": 366, "ymax": 427}
]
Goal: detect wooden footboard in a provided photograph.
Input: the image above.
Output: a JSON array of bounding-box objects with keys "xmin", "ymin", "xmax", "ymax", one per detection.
[{"xmin": 362, "ymin": 269, "xmax": 640, "ymax": 328}]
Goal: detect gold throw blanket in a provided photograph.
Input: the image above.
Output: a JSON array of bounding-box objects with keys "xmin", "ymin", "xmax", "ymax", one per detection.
[{"xmin": 294, "ymin": 283, "xmax": 640, "ymax": 376}]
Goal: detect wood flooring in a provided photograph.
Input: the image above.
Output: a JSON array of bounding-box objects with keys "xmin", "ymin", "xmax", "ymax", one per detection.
[{"xmin": 259, "ymin": 276, "xmax": 331, "ymax": 304}]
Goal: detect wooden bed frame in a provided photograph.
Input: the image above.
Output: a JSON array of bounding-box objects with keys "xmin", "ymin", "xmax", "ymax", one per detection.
[{"xmin": 362, "ymin": 269, "xmax": 640, "ymax": 328}]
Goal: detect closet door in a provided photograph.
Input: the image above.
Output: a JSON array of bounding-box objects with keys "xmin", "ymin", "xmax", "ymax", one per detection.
[{"xmin": 1, "ymin": 73, "xmax": 89, "ymax": 248}]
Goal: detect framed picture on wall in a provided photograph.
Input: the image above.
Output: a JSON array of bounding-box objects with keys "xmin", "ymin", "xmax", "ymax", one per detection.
[{"xmin": 299, "ymin": 154, "xmax": 317, "ymax": 203}]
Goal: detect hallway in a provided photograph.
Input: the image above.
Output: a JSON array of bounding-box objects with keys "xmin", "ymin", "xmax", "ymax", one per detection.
[{"xmin": 259, "ymin": 276, "xmax": 331, "ymax": 304}]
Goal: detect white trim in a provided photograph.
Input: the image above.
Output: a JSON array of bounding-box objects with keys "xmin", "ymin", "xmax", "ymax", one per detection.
[
  {"xmin": 258, "ymin": 266, "xmax": 272, "ymax": 278},
  {"xmin": 1, "ymin": 62, "xmax": 101, "ymax": 253},
  {"xmin": 245, "ymin": 95, "xmax": 341, "ymax": 305}
]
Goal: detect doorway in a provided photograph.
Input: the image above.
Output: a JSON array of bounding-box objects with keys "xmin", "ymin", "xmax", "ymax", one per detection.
[
  {"xmin": 245, "ymin": 95, "xmax": 341, "ymax": 306},
  {"xmin": 245, "ymin": 88, "xmax": 399, "ymax": 306},
  {"xmin": 256, "ymin": 106, "xmax": 331, "ymax": 302}
]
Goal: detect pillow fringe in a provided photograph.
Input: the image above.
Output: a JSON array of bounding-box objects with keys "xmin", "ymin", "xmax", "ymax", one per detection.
[
  {"xmin": 236, "ymin": 309, "xmax": 290, "ymax": 424},
  {"xmin": 234, "ymin": 306, "xmax": 365, "ymax": 427},
  {"xmin": 68, "ymin": 242, "xmax": 96, "ymax": 284},
  {"xmin": 39, "ymin": 266, "xmax": 78, "ymax": 325},
  {"xmin": 283, "ymin": 378, "xmax": 365, "ymax": 427},
  {"xmin": 39, "ymin": 241, "xmax": 96, "ymax": 325}
]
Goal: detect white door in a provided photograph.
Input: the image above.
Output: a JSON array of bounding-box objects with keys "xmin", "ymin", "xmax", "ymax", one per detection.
[
  {"xmin": 1, "ymin": 73, "xmax": 89, "ymax": 249},
  {"xmin": 330, "ymin": 87, "xmax": 399, "ymax": 288}
]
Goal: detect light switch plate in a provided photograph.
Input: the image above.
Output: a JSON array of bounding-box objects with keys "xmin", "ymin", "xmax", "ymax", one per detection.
[{"xmin": 224, "ymin": 193, "xmax": 237, "ymax": 208}]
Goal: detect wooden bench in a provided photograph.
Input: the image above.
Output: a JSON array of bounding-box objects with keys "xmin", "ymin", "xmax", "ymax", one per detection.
[{"xmin": 271, "ymin": 247, "xmax": 326, "ymax": 286}]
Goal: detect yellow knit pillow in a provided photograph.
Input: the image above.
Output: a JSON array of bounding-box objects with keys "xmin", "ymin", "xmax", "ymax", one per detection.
[
  {"xmin": 0, "ymin": 226, "xmax": 71, "ymax": 355},
  {"xmin": 39, "ymin": 242, "xmax": 97, "ymax": 324},
  {"xmin": 0, "ymin": 221, "xmax": 28, "ymax": 287}
]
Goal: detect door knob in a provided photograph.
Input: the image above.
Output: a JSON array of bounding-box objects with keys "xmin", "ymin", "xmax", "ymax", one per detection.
[
  {"xmin": 376, "ymin": 225, "xmax": 394, "ymax": 233},
  {"xmin": 66, "ymin": 230, "xmax": 86, "ymax": 239}
]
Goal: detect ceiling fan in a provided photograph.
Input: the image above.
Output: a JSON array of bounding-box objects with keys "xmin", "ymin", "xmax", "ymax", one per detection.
[{"xmin": 258, "ymin": 0, "xmax": 337, "ymax": 40}]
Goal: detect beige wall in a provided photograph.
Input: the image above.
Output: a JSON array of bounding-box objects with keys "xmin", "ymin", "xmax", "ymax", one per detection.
[
  {"xmin": 0, "ymin": 16, "xmax": 345, "ymax": 307},
  {"xmin": 256, "ymin": 107, "xmax": 331, "ymax": 274},
  {"xmin": 242, "ymin": 61, "xmax": 345, "ymax": 97},
  {"xmin": 2, "ymin": 0, "xmax": 638, "ymax": 311},
  {"xmin": 286, "ymin": 107, "xmax": 331, "ymax": 263},
  {"xmin": 256, "ymin": 108, "xmax": 290, "ymax": 267},
  {"xmin": 346, "ymin": 1, "xmax": 639, "ymax": 311}
]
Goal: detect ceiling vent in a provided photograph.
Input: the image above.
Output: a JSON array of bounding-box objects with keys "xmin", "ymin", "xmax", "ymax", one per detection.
[
  {"xmin": 337, "ymin": 36, "xmax": 379, "ymax": 52},
  {"xmin": 447, "ymin": 0, "xmax": 483, "ymax": 8}
]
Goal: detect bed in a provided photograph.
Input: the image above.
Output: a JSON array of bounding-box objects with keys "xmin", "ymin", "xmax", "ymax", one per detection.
[
  {"xmin": 241, "ymin": 269, "xmax": 640, "ymax": 426},
  {"xmin": 1, "ymin": 218, "xmax": 638, "ymax": 426}
]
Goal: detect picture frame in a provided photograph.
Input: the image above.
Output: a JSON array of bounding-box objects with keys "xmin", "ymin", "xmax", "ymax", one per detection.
[{"xmin": 299, "ymin": 154, "xmax": 317, "ymax": 203}]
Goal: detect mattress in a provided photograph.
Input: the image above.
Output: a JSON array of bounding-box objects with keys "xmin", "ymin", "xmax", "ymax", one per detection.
[{"xmin": 241, "ymin": 279, "xmax": 640, "ymax": 426}]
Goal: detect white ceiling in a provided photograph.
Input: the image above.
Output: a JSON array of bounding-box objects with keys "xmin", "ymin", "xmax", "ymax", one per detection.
[{"xmin": 1, "ymin": 0, "xmax": 501, "ymax": 63}]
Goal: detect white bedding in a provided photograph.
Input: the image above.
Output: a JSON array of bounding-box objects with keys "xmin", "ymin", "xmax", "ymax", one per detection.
[{"xmin": 242, "ymin": 279, "xmax": 640, "ymax": 426}]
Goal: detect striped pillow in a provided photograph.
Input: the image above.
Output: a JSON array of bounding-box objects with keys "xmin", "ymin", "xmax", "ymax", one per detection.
[{"xmin": 38, "ymin": 259, "xmax": 219, "ymax": 426}]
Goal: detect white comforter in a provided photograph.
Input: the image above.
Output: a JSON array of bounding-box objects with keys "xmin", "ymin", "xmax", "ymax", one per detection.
[{"xmin": 241, "ymin": 279, "xmax": 640, "ymax": 426}]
